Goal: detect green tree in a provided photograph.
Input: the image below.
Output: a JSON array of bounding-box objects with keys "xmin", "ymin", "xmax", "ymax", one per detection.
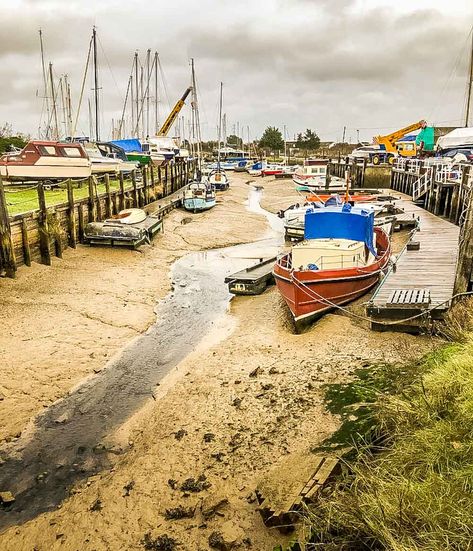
[
  {"xmin": 296, "ymin": 129, "xmax": 321, "ymax": 156},
  {"xmin": 259, "ymin": 126, "xmax": 284, "ymax": 153},
  {"xmin": 227, "ymin": 134, "xmax": 243, "ymax": 148}
]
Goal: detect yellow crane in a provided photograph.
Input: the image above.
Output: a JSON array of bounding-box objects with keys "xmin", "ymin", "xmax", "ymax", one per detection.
[
  {"xmin": 157, "ymin": 87, "xmax": 192, "ymax": 137},
  {"xmin": 372, "ymin": 120, "xmax": 427, "ymax": 164}
]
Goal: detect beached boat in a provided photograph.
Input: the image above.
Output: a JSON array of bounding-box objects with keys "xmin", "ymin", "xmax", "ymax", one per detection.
[
  {"xmin": 183, "ymin": 181, "xmax": 216, "ymax": 212},
  {"xmin": 274, "ymin": 204, "xmax": 391, "ymax": 329},
  {"xmin": 84, "ymin": 208, "xmax": 162, "ymax": 248},
  {"xmin": 83, "ymin": 142, "xmax": 138, "ymax": 174},
  {"xmin": 110, "ymin": 139, "xmax": 151, "ymax": 166},
  {"xmin": 292, "ymin": 159, "xmax": 344, "ymax": 191},
  {"xmin": 143, "ymin": 136, "xmax": 179, "ymax": 166},
  {"xmin": 207, "ymin": 168, "xmax": 229, "ymax": 191},
  {"xmin": 0, "ymin": 140, "xmax": 91, "ymax": 182}
]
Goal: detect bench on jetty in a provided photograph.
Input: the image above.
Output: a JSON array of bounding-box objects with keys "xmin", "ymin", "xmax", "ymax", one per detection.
[
  {"xmin": 367, "ymin": 197, "xmax": 459, "ymax": 332},
  {"xmin": 224, "ymin": 256, "xmax": 277, "ymax": 295}
]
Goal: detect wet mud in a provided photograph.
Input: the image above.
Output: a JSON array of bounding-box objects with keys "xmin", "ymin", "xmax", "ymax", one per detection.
[{"xmin": 0, "ymin": 187, "xmax": 281, "ymax": 529}]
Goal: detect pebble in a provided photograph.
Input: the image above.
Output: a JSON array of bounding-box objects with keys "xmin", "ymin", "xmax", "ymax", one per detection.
[{"xmin": 0, "ymin": 491, "xmax": 15, "ymax": 505}]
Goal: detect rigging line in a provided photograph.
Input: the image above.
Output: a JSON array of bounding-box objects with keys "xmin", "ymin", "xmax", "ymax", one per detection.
[
  {"xmin": 72, "ymin": 35, "xmax": 93, "ymax": 139},
  {"xmin": 96, "ymin": 35, "xmax": 124, "ymax": 105},
  {"xmin": 156, "ymin": 55, "xmax": 172, "ymax": 115},
  {"xmin": 428, "ymin": 24, "xmax": 473, "ymax": 122},
  {"xmin": 133, "ymin": 54, "xmax": 157, "ymax": 137}
]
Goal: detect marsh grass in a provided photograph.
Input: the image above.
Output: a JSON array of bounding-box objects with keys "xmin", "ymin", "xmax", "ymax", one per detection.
[{"xmin": 301, "ymin": 309, "xmax": 473, "ymax": 550}]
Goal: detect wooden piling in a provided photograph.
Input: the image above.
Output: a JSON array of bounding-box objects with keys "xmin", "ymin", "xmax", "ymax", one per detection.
[
  {"xmin": 131, "ymin": 170, "xmax": 139, "ymax": 207},
  {"xmin": 88, "ymin": 176, "xmax": 97, "ymax": 222},
  {"xmin": 119, "ymin": 172, "xmax": 125, "ymax": 211},
  {"xmin": 66, "ymin": 179, "xmax": 77, "ymax": 248},
  {"xmin": 0, "ymin": 177, "xmax": 17, "ymax": 277},
  {"xmin": 21, "ymin": 218, "xmax": 31, "ymax": 267},
  {"xmin": 104, "ymin": 173, "xmax": 112, "ymax": 219},
  {"xmin": 37, "ymin": 183, "xmax": 51, "ymax": 266},
  {"xmin": 53, "ymin": 212, "xmax": 63, "ymax": 258},
  {"xmin": 78, "ymin": 203, "xmax": 85, "ymax": 242}
]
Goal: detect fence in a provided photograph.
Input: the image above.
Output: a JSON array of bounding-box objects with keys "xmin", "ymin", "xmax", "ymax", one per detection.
[
  {"xmin": 0, "ymin": 160, "xmax": 194, "ymax": 278},
  {"xmin": 390, "ymin": 158, "xmax": 473, "ymax": 226}
]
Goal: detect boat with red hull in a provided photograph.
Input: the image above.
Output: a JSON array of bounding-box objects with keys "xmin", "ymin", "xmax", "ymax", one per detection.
[{"xmin": 273, "ymin": 205, "xmax": 391, "ymax": 330}]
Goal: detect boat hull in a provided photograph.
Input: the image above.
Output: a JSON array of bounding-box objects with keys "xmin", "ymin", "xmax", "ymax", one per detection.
[
  {"xmin": 183, "ymin": 197, "xmax": 216, "ymax": 212},
  {"xmin": 0, "ymin": 163, "xmax": 91, "ymax": 181},
  {"xmin": 273, "ymin": 228, "xmax": 390, "ymax": 329}
]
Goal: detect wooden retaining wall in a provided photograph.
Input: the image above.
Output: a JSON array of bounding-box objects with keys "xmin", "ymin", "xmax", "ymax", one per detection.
[{"xmin": 0, "ymin": 160, "xmax": 194, "ymax": 278}]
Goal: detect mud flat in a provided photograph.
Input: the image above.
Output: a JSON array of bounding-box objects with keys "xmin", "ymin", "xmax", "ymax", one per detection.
[{"xmin": 0, "ymin": 174, "xmax": 437, "ymax": 550}]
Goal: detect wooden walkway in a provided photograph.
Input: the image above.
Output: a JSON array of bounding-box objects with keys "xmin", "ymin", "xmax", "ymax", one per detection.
[{"xmin": 367, "ymin": 196, "xmax": 459, "ymax": 332}]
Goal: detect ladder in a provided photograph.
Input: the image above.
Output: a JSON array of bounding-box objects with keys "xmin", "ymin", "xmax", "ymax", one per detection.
[{"xmin": 412, "ymin": 168, "xmax": 432, "ymax": 201}]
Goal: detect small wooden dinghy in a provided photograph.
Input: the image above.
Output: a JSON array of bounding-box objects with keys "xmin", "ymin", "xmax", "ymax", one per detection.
[{"xmin": 84, "ymin": 208, "xmax": 162, "ymax": 249}]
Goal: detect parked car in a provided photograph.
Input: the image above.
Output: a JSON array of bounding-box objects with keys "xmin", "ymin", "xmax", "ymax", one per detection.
[{"xmin": 438, "ymin": 147, "xmax": 473, "ymax": 163}]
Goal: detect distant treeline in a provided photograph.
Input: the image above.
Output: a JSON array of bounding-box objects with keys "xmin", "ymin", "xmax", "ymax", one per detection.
[{"xmin": 0, "ymin": 136, "xmax": 27, "ymax": 155}]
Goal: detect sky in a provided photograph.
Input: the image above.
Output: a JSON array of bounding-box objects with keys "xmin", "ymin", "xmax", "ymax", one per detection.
[{"xmin": 1, "ymin": 0, "xmax": 473, "ymax": 143}]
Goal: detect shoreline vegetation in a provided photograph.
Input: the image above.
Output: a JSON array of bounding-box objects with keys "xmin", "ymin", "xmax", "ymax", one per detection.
[{"xmin": 293, "ymin": 299, "xmax": 473, "ymax": 551}]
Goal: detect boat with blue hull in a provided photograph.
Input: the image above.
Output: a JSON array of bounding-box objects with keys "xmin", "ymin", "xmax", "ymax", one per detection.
[{"xmin": 183, "ymin": 182, "xmax": 216, "ymax": 212}]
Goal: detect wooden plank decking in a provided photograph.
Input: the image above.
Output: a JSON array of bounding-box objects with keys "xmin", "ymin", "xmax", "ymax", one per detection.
[{"xmin": 367, "ymin": 196, "xmax": 459, "ymax": 332}]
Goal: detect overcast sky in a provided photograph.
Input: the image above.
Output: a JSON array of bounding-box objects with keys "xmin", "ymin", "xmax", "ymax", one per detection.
[{"xmin": 1, "ymin": 0, "xmax": 472, "ymax": 143}]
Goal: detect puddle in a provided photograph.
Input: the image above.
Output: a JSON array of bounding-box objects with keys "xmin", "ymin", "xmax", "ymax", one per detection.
[{"xmin": 0, "ymin": 186, "xmax": 283, "ymax": 529}]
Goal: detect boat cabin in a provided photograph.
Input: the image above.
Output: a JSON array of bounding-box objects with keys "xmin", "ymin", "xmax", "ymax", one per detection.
[{"xmin": 0, "ymin": 141, "xmax": 91, "ymax": 181}]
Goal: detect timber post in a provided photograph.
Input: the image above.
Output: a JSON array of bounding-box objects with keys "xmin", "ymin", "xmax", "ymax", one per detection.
[
  {"xmin": 37, "ymin": 183, "xmax": 52, "ymax": 266},
  {"xmin": 53, "ymin": 212, "xmax": 63, "ymax": 259},
  {"xmin": 142, "ymin": 166, "xmax": 149, "ymax": 205},
  {"xmin": 0, "ymin": 176, "xmax": 16, "ymax": 277},
  {"xmin": 118, "ymin": 172, "xmax": 125, "ymax": 211},
  {"xmin": 21, "ymin": 218, "xmax": 31, "ymax": 267},
  {"xmin": 104, "ymin": 173, "xmax": 112, "ymax": 218},
  {"xmin": 66, "ymin": 179, "xmax": 77, "ymax": 248},
  {"xmin": 88, "ymin": 176, "xmax": 97, "ymax": 222},
  {"xmin": 78, "ymin": 203, "xmax": 85, "ymax": 242},
  {"xmin": 131, "ymin": 170, "xmax": 139, "ymax": 207}
]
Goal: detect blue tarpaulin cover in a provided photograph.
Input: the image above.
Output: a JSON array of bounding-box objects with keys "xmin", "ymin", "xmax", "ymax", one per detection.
[
  {"xmin": 110, "ymin": 139, "xmax": 143, "ymax": 153},
  {"xmin": 304, "ymin": 204, "xmax": 376, "ymax": 254}
]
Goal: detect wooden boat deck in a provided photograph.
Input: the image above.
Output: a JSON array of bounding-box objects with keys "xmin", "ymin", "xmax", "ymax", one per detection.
[{"xmin": 367, "ymin": 196, "xmax": 459, "ymax": 332}]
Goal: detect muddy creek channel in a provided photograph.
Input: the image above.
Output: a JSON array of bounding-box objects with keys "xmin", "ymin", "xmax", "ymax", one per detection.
[{"xmin": 0, "ymin": 186, "xmax": 283, "ymax": 529}]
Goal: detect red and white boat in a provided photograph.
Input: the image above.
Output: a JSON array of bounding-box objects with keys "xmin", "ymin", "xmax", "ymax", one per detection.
[
  {"xmin": 274, "ymin": 204, "xmax": 391, "ymax": 329},
  {"xmin": 293, "ymin": 158, "xmax": 344, "ymax": 190},
  {"xmin": 0, "ymin": 141, "xmax": 91, "ymax": 181}
]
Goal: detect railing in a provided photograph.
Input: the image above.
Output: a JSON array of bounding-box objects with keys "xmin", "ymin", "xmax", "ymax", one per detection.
[
  {"xmin": 288, "ymin": 252, "xmax": 367, "ymax": 271},
  {"xmin": 412, "ymin": 168, "xmax": 432, "ymax": 201}
]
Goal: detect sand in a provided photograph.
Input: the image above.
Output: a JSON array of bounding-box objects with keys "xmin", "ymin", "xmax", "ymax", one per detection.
[{"xmin": 0, "ymin": 173, "xmax": 437, "ymax": 550}]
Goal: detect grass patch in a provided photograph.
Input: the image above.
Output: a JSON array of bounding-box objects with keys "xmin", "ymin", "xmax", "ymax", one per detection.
[
  {"xmin": 301, "ymin": 335, "xmax": 473, "ymax": 550},
  {"xmin": 4, "ymin": 179, "xmax": 123, "ymax": 216}
]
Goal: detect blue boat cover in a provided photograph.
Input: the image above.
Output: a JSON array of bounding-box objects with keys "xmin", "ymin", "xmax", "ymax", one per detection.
[
  {"xmin": 304, "ymin": 204, "xmax": 376, "ymax": 254},
  {"xmin": 110, "ymin": 139, "xmax": 142, "ymax": 153}
]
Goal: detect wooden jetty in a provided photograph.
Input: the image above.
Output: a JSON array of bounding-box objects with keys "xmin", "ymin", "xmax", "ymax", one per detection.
[
  {"xmin": 224, "ymin": 256, "xmax": 276, "ymax": 295},
  {"xmin": 367, "ymin": 196, "xmax": 460, "ymax": 332}
]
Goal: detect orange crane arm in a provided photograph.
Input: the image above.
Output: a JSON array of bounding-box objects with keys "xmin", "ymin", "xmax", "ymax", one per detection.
[
  {"xmin": 157, "ymin": 87, "xmax": 192, "ymax": 137},
  {"xmin": 375, "ymin": 120, "xmax": 427, "ymax": 152}
]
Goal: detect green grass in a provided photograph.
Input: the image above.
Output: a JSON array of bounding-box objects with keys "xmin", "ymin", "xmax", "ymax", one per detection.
[
  {"xmin": 300, "ymin": 300, "xmax": 473, "ymax": 550},
  {"xmin": 4, "ymin": 179, "xmax": 123, "ymax": 216}
]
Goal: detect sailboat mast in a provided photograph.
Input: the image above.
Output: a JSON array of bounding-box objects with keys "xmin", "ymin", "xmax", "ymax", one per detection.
[
  {"xmin": 49, "ymin": 63, "xmax": 59, "ymax": 140},
  {"xmin": 39, "ymin": 29, "xmax": 50, "ymax": 139},
  {"xmin": 134, "ymin": 52, "xmax": 139, "ymax": 138},
  {"xmin": 92, "ymin": 27, "xmax": 100, "ymax": 141},
  {"xmin": 154, "ymin": 52, "xmax": 159, "ymax": 134},
  {"xmin": 217, "ymin": 82, "xmax": 223, "ymax": 166},
  {"xmin": 466, "ymin": 29, "xmax": 473, "ymax": 127},
  {"xmin": 146, "ymin": 49, "xmax": 151, "ymax": 138},
  {"xmin": 190, "ymin": 58, "xmax": 202, "ymax": 168}
]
